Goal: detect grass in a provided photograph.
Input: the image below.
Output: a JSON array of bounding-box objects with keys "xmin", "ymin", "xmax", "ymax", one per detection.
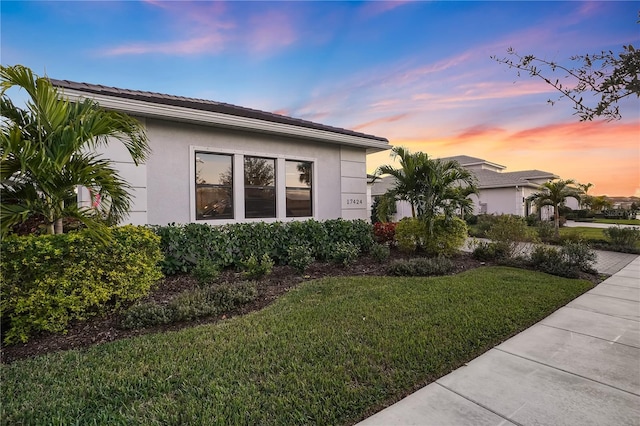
[
  {"xmin": 560, "ymin": 226, "xmax": 607, "ymax": 240},
  {"xmin": 1, "ymin": 267, "xmax": 592, "ymax": 425}
]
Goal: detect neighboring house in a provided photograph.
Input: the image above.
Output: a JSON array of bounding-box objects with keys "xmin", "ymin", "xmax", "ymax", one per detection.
[
  {"xmin": 51, "ymin": 80, "xmax": 390, "ymax": 225},
  {"xmin": 371, "ymin": 155, "xmax": 559, "ymax": 221}
]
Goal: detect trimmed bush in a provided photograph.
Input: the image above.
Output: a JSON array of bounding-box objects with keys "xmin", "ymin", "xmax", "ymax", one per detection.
[
  {"xmin": 423, "ymin": 216, "xmax": 468, "ymax": 257},
  {"xmin": 387, "ymin": 257, "xmax": 455, "ymax": 276},
  {"xmin": 394, "ymin": 218, "xmax": 427, "ymax": 253},
  {"xmin": 152, "ymin": 219, "xmax": 374, "ymax": 274},
  {"xmin": 394, "ymin": 216, "xmax": 467, "ymax": 256},
  {"xmin": 1, "ymin": 226, "xmax": 164, "ymax": 343},
  {"xmin": 286, "ymin": 244, "xmax": 315, "ymax": 273},
  {"xmin": 329, "ymin": 242, "xmax": 360, "ymax": 266},
  {"xmin": 120, "ymin": 282, "xmax": 258, "ymax": 330}
]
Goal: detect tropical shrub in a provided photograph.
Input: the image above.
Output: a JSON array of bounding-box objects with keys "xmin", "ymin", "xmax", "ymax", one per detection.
[
  {"xmin": 604, "ymin": 226, "xmax": 640, "ymax": 249},
  {"xmin": 394, "ymin": 218, "xmax": 427, "ymax": 252},
  {"xmin": 529, "ymin": 241, "xmax": 596, "ymax": 278},
  {"xmin": 423, "ymin": 216, "xmax": 468, "ymax": 256},
  {"xmin": 286, "ymin": 244, "xmax": 315, "ymax": 273},
  {"xmin": 120, "ymin": 282, "xmax": 257, "ymax": 330},
  {"xmin": 373, "ymin": 221, "xmax": 397, "ymax": 244},
  {"xmin": 472, "ymin": 241, "xmax": 509, "ymax": 261},
  {"xmin": 1, "ymin": 226, "xmax": 164, "ymax": 343},
  {"xmin": 536, "ymin": 221, "xmax": 556, "ymax": 242},
  {"xmin": 370, "ymin": 243, "xmax": 391, "ymax": 262},
  {"xmin": 241, "ymin": 254, "xmax": 275, "ymax": 280},
  {"xmin": 386, "ymin": 257, "xmax": 455, "ymax": 276},
  {"xmin": 486, "ymin": 214, "xmax": 533, "ymax": 259},
  {"xmin": 329, "ymin": 242, "xmax": 360, "ymax": 266},
  {"xmin": 192, "ymin": 258, "xmax": 221, "ymax": 286}
]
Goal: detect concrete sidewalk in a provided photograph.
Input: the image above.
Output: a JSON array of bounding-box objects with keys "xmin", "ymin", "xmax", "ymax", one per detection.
[{"xmin": 358, "ymin": 256, "xmax": 640, "ymax": 426}]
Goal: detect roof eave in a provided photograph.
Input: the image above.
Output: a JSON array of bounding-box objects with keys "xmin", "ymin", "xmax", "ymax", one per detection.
[{"xmin": 59, "ymin": 89, "xmax": 391, "ymax": 153}]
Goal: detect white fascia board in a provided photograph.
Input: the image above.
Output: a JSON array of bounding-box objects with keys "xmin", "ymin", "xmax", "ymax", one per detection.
[{"xmin": 62, "ymin": 90, "xmax": 390, "ymax": 153}]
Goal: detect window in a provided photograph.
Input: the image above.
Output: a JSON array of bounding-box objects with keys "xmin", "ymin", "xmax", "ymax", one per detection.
[
  {"xmin": 195, "ymin": 152, "xmax": 233, "ymax": 220},
  {"xmin": 192, "ymin": 149, "xmax": 314, "ymax": 222},
  {"xmin": 286, "ymin": 160, "xmax": 312, "ymax": 217},
  {"xmin": 244, "ymin": 156, "xmax": 276, "ymax": 218}
]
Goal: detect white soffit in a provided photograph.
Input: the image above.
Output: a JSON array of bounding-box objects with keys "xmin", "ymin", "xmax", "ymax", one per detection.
[{"xmin": 62, "ymin": 90, "xmax": 390, "ymax": 154}]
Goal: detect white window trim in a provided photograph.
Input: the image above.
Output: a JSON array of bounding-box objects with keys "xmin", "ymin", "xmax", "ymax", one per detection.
[{"xmin": 189, "ymin": 145, "xmax": 317, "ymax": 224}]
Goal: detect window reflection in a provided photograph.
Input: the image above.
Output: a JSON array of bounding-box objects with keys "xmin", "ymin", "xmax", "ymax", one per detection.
[
  {"xmin": 245, "ymin": 156, "xmax": 276, "ymax": 218},
  {"xmin": 286, "ymin": 160, "xmax": 312, "ymax": 217},
  {"xmin": 195, "ymin": 153, "xmax": 233, "ymax": 219}
]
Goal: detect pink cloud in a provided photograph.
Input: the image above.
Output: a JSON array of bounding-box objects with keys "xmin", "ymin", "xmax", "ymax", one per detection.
[
  {"xmin": 247, "ymin": 11, "xmax": 297, "ymax": 53},
  {"xmin": 359, "ymin": 1, "xmax": 413, "ymax": 18},
  {"xmin": 103, "ymin": 2, "xmax": 297, "ymax": 57},
  {"xmin": 103, "ymin": 34, "xmax": 227, "ymax": 56},
  {"xmin": 352, "ymin": 113, "xmax": 410, "ymax": 131}
]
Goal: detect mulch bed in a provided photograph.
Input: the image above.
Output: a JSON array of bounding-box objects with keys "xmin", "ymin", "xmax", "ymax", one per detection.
[{"xmin": 0, "ymin": 251, "xmax": 566, "ymax": 364}]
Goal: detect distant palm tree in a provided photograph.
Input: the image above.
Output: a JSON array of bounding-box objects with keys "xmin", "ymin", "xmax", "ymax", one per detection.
[
  {"xmin": 375, "ymin": 147, "xmax": 477, "ymax": 229},
  {"xmin": 1, "ymin": 65, "xmax": 150, "ymax": 238},
  {"xmin": 578, "ymin": 182, "xmax": 594, "ymax": 209},
  {"xmin": 529, "ymin": 179, "xmax": 583, "ymax": 238}
]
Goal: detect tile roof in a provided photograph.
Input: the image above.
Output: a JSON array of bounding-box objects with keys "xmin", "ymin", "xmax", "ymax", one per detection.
[
  {"xmin": 49, "ymin": 79, "xmax": 388, "ymax": 143},
  {"xmin": 473, "ymin": 169, "xmax": 558, "ymax": 188},
  {"xmin": 371, "ymin": 168, "xmax": 558, "ymax": 194}
]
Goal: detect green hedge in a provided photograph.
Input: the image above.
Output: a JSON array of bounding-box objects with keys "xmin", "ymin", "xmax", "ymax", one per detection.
[
  {"xmin": 1, "ymin": 226, "xmax": 164, "ymax": 344},
  {"xmin": 152, "ymin": 219, "xmax": 374, "ymax": 275}
]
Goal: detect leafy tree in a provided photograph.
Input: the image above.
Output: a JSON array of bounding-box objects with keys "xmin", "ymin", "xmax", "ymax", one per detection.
[
  {"xmin": 492, "ymin": 24, "xmax": 640, "ymax": 121},
  {"xmin": 1, "ymin": 65, "xmax": 150, "ymax": 238},
  {"xmin": 375, "ymin": 147, "xmax": 477, "ymax": 231},
  {"xmin": 529, "ymin": 179, "xmax": 583, "ymax": 238}
]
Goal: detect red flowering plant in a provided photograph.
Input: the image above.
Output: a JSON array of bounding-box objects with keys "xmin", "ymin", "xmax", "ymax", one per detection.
[{"xmin": 373, "ymin": 222, "xmax": 397, "ymax": 245}]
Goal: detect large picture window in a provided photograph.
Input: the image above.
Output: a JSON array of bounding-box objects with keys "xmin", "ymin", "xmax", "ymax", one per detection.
[
  {"xmin": 195, "ymin": 152, "xmax": 233, "ymax": 220},
  {"xmin": 286, "ymin": 160, "xmax": 312, "ymax": 217},
  {"xmin": 244, "ymin": 156, "xmax": 276, "ymax": 218}
]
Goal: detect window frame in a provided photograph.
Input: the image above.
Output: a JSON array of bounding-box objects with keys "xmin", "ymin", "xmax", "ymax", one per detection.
[{"xmin": 189, "ymin": 145, "xmax": 316, "ymax": 224}]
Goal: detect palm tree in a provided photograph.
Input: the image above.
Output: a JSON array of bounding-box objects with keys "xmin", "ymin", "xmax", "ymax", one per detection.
[
  {"xmin": 529, "ymin": 179, "xmax": 583, "ymax": 238},
  {"xmin": 1, "ymin": 65, "xmax": 150, "ymax": 238},
  {"xmin": 375, "ymin": 146, "xmax": 430, "ymax": 218},
  {"xmin": 578, "ymin": 182, "xmax": 593, "ymax": 210},
  {"xmin": 375, "ymin": 147, "xmax": 477, "ymax": 228}
]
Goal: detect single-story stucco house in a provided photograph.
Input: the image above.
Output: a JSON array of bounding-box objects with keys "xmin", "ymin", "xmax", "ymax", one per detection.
[
  {"xmin": 50, "ymin": 80, "xmax": 390, "ymax": 226},
  {"xmin": 371, "ymin": 155, "xmax": 560, "ymax": 221}
]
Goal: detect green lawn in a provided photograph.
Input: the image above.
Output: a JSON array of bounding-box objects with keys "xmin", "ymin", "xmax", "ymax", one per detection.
[
  {"xmin": 2, "ymin": 267, "xmax": 592, "ymax": 425},
  {"xmin": 560, "ymin": 226, "xmax": 607, "ymax": 240}
]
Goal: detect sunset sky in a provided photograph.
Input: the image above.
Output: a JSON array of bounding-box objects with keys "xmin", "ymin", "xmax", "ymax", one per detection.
[{"xmin": 2, "ymin": 1, "xmax": 638, "ymax": 196}]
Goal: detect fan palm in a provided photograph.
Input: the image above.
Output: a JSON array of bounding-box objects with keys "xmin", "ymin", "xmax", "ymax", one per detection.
[
  {"xmin": 1, "ymin": 65, "xmax": 150, "ymax": 238},
  {"xmin": 529, "ymin": 179, "xmax": 583, "ymax": 238}
]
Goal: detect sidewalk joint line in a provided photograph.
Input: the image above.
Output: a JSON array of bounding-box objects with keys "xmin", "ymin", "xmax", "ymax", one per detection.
[
  {"xmin": 563, "ymin": 306, "xmax": 640, "ymax": 323},
  {"xmin": 434, "ymin": 382, "xmax": 523, "ymax": 426},
  {"xmin": 538, "ymin": 323, "xmax": 640, "ymax": 349},
  {"xmin": 583, "ymin": 292, "xmax": 640, "ymax": 303},
  {"xmin": 494, "ymin": 348, "xmax": 640, "ymax": 398}
]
